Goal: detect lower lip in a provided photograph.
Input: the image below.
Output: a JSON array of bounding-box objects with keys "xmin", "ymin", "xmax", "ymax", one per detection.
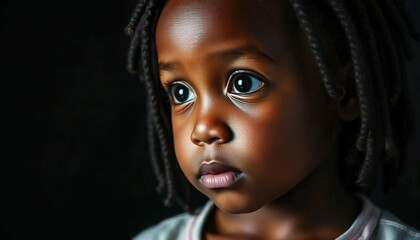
[{"xmin": 199, "ymin": 171, "xmax": 244, "ymax": 189}]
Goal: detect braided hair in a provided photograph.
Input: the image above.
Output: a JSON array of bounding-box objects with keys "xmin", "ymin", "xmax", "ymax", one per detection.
[{"xmin": 126, "ymin": 0, "xmax": 418, "ymax": 210}]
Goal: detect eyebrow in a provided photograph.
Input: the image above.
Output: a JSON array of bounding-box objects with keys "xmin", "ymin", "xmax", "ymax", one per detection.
[
  {"xmin": 158, "ymin": 44, "xmax": 277, "ymax": 71},
  {"xmin": 210, "ymin": 44, "xmax": 277, "ymax": 64},
  {"xmin": 159, "ymin": 61, "xmax": 177, "ymax": 72}
]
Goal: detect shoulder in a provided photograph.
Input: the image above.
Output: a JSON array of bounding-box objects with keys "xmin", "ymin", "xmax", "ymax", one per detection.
[
  {"xmin": 373, "ymin": 211, "xmax": 420, "ymax": 240},
  {"xmin": 336, "ymin": 195, "xmax": 420, "ymax": 240},
  {"xmin": 132, "ymin": 201, "xmax": 215, "ymax": 240},
  {"xmin": 132, "ymin": 213, "xmax": 193, "ymax": 240}
]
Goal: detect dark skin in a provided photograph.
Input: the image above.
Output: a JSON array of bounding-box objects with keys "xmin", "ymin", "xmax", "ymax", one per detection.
[{"xmin": 156, "ymin": 0, "xmax": 360, "ymax": 239}]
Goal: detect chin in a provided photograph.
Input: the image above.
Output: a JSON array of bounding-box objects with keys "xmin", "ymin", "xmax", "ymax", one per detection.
[{"xmin": 210, "ymin": 193, "xmax": 266, "ymax": 214}]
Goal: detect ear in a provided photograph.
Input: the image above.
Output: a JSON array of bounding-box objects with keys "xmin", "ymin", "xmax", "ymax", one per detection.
[{"xmin": 332, "ymin": 64, "xmax": 360, "ymax": 121}]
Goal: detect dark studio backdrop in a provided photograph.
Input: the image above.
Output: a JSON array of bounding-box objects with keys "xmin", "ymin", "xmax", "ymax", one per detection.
[{"xmin": 1, "ymin": 1, "xmax": 420, "ymax": 239}]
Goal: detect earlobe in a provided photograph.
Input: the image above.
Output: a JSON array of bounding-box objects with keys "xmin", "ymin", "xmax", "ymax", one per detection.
[
  {"xmin": 337, "ymin": 94, "xmax": 360, "ymax": 121},
  {"xmin": 333, "ymin": 64, "xmax": 360, "ymax": 122}
]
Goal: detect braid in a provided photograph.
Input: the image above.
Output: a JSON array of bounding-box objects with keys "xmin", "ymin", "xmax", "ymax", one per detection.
[
  {"xmin": 288, "ymin": 0, "xmax": 416, "ymax": 189},
  {"xmin": 139, "ymin": 0, "xmax": 178, "ymax": 206},
  {"xmin": 128, "ymin": 0, "xmax": 191, "ymax": 210},
  {"xmin": 350, "ymin": 0, "xmax": 399, "ymax": 171},
  {"xmin": 127, "ymin": 19, "xmax": 144, "ymax": 74},
  {"xmin": 288, "ymin": 0, "xmax": 344, "ymax": 98},
  {"xmin": 147, "ymin": 104, "xmax": 165, "ymax": 193},
  {"xmin": 348, "ymin": 0, "xmax": 388, "ymax": 168},
  {"xmin": 357, "ymin": 133, "xmax": 378, "ymax": 186},
  {"xmin": 126, "ymin": 0, "xmax": 148, "ymax": 36},
  {"xmin": 382, "ymin": 0, "xmax": 415, "ymax": 59},
  {"xmin": 326, "ymin": 0, "xmax": 375, "ymax": 154},
  {"xmin": 364, "ymin": 0, "xmax": 401, "ymax": 106},
  {"xmin": 378, "ymin": 0, "xmax": 412, "ymax": 105},
  {"xmin": 363, "ymin": 0, "xmax": 401, "ymax": 161},
  {"xmin": 127, "ymin": 0, "xmax": 148, "ymax": 74}
]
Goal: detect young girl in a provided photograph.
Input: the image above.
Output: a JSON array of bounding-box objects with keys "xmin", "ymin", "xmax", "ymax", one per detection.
[{"xmin": 126, "ymin": 0, "xmax": 420, "ymax": 239}]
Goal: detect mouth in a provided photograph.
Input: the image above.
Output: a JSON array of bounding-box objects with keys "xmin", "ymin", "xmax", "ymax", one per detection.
[{"xmin": 198, "ymin": 161, "xmax": 244, "ymax": 189}]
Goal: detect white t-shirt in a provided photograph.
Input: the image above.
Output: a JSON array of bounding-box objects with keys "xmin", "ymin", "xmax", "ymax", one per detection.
[{"xmin": 134, "ymin": 196, "xmax": 420, "ymax": 240}]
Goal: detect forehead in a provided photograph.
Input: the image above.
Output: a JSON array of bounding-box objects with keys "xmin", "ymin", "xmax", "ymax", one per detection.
[
  {"xmin": 156, "ymin": 0, "xmax": 294, "ymax": 57},
  {"xmin": 157, "ymin": 0, "xmax": 287, "ymax": 26}
]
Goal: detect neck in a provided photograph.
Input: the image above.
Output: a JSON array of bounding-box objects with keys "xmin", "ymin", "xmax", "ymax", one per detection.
[{"xmin": 208, "ymin": 159, "xmax": 360, "ymax": 239}]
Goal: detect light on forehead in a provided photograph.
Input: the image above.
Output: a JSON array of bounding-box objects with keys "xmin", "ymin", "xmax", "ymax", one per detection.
[{"xmin": 159, "ymin": 2, "xmax": 211, "ymax": 51}]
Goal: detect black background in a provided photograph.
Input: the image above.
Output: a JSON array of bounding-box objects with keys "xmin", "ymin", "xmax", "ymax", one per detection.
[{"xmin": 1, "ymin": 1, "xmax": 420, "ymax": 239}]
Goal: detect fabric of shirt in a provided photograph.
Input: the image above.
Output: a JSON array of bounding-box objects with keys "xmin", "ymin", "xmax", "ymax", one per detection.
[{"xmin": 133, "ymin": 196, "xmax": 420, "ymax": 240}]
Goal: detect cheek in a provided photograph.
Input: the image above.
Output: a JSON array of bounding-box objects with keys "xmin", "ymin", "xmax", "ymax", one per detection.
[
  {"xmin": 232, "ymin": 102, "xmax": 296, "ymax": 170},
  {"xmin": 172, "ymin": 120, "xmax": 197, "ymax": 181},
  {"xmin": 234, "ymin": 92, "xmax": 333, "ymax": 177}
]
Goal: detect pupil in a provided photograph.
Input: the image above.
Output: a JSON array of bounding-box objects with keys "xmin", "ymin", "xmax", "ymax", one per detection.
[
  {"xmin": 234, "ymin": 75, "xmax": 252, "ymax": 92},
  {"xmin": 174, "ymin": 85, "xmax": 189, "ymax": 102}
]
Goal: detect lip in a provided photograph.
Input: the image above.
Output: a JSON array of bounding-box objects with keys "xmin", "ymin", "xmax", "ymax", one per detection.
[{"xmin": 198, "ymin": 161, "xmax": 244, "ymax": 189}]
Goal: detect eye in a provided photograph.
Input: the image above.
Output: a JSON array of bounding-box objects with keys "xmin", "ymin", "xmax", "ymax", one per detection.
[
  {"xmin": 227, "ymin": 70, "xmax": 265, "ymax": 95},
  {"xmin": 168, "ymin": 82, "xmax": 195, "ymax": 105}
]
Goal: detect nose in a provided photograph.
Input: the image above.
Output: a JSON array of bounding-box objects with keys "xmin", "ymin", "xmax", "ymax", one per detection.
[{"xmin": 190, "ymin": 111, "xmax": 233, "ymax": 146}]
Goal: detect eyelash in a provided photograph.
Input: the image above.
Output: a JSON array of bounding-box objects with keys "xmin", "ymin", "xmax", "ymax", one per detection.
[
  {"xmin": 165, "ymin": 70, "xmax": 268, "ymax": 106},
  {"xmin": 225, "ymin": 70, "xmax": 267, "ymax": 96},
  {"xmin": 165, "ymin": 81, "xmax": 195, "ymax": 106}
]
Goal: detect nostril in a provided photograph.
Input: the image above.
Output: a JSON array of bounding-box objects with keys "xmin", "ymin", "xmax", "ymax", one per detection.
[
  {"xmin": 208, "ymin": 136, "xmax": 222, "ymax": 144},
  {"xmin": 191, "ymin": 137, "xmax": 203, "ymax": 146},
  {"xmin": 191, "ymin": 136, "xmax": 221, "ymax": 146}
]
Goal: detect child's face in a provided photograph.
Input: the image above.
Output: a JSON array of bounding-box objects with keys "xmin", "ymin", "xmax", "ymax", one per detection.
[{"xmin": 156, "ymin": 0, "xmax": 337, "ymax": 213}]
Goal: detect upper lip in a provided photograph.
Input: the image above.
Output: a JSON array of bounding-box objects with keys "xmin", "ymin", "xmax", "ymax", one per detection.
[{"xmin": 198, "ymin": 161, "xmax": 241, "ymax": 176}]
